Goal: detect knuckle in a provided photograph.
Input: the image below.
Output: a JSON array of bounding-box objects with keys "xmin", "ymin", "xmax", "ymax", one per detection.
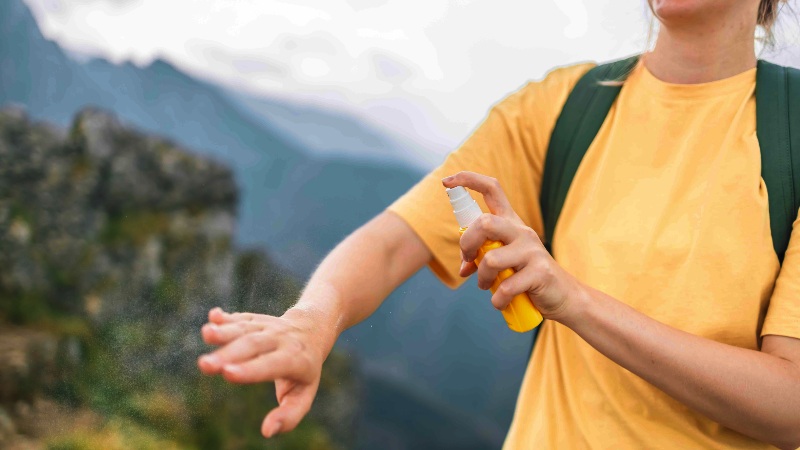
[
  {"xmin": 272, "ymin": 323, "xmax": 289, "ymax": 336},
  {"xmin": 287, "ymin": 337, "xmax": 306, "ymax": 354},
  {"xmin": 497, "ymin": 282, "xmax": 514, "ymax": 297},
  {"xmin": 242, "ymin": 333, "xmax": 259, "ymax": 346},
  {"xmin": 524, "ymin": 243, "xmax": 541, "ymax": 260},
  {"xmin": 244, "ymin": 332, "xmax": 266, "ymax": 347},
  {"xmin": 536, "ymin": 261, "xmax": 554, "ymax": 280},
  {"xmin": 522, "ymin": 226, "xmax": 539, "ymax": 241},
  {"xmin": 248, "ymin": 322, "xmax": 265, "ymax": 332},
  {"xmin": 532, "ymin": 248, "xmax": 549, "ymax": 263},
  {"xmin": 477, "ymin": 214, "xmax": 495, "ymax": 230},
  {"xmin": 482, "ymin": 252, "xmax": 499, "ymax": 269},
  {"xmin": 491, "ymin": 295, "xmax": 505, "ymax": 310}
]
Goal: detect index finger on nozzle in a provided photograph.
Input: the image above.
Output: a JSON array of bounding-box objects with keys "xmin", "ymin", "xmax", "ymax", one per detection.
[
  {"xmin": 441, "ymin": 171, "xmax": 476, "ymax": 188},
  {"xmin": 442, "ymin": 171, "xmax": 514, "ymax": 218}
]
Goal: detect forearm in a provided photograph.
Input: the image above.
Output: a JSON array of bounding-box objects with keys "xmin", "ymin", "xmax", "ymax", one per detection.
[
  {"xmin": 559, "ymin": 284, "xmax": 800, "ymax": 448},
  {"xmin": 284, "ymin": 211, "xmax": 430, "ymax": 357}
]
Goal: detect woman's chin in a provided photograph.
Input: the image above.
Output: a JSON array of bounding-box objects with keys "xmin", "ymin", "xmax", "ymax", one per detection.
[{"xmin": 649, "ymin": 0, "xmax": 727, "ymax": 26}]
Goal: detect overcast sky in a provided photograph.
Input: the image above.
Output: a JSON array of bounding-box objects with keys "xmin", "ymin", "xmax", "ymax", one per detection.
[{"xmin": 23, "ymin": 0, "xmax": 800, "ymax": 160}]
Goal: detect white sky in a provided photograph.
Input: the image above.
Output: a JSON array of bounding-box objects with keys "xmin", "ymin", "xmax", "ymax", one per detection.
[{"xmin": 23, "ymin": 0, "xmax": 800, "ymax": 160}]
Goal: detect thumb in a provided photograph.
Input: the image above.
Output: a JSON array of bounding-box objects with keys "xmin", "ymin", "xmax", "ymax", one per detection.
[{"xmin": 261, "ymin": 382, "xmax": 317, "ymax": 438}]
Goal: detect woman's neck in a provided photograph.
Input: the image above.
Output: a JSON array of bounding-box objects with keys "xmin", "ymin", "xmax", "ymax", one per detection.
[{"xmin": 645, "ymin": 16, "xmax": 757, "ymax": 84}]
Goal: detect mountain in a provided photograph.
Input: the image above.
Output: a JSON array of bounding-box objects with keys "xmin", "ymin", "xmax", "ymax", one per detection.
[
  {"xmin": 0, "ymin": 0, "xmax": 99, "ymax": 121},
  {"xmin": 225, "ymin": 88, "xmax": 440, "ymax": 171},
  {"xmin": 356, "ymin": 372, "xmax": 506, "ymax": 449},
  {"xmin": 1, "ymin": 0, "xmax": 534, "ymax": 446}
]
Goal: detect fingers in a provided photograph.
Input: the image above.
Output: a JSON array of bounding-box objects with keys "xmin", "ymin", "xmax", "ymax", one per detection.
[
  {"xmin": 460, "ymin": 214, "xmax": 520, "ymax": 262},
  {"xmin": 201, "ymin": 321, "xmax": 266, "ymax": 346},
  {"xmin": 208, "ymin": 307, "xmax": 278, "ymax": 325},
  {"xmin": 261, "ymin": 382, "xmax": 318, "ymax": 438},
  {"xmin": 459, "ymin": 260, "xmax": 478, "ymax": 277},
  {"xmin": 221, "ymin": 351, "xmax": 312, "ymax": 385},
  {"xmin": 475, "ymin": 245, "xmax": 529, "ymax": 291},
  {"xmin": 208, "ymin": 307, "xmax": 226, "ymax": 324},
  {"xmin": 490, "ymin": 266, "xmax": 534, "ymax": 310},
  {"xmin": 441, "ymin": 171, "xmax": 519, "ymax": 221},
  {"xmin": 198, "ymin": 331, "xmax": 278, "ymax": 374}
]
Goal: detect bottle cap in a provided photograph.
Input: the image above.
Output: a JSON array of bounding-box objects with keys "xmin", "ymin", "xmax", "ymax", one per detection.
[{"xmin": 446, "ymin": 186, "xmax": 483, "ymax": 228}]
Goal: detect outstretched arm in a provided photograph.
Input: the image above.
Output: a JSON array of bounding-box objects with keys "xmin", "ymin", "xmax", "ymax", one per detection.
[
  {"xmin": 285, "ymin": 208, "xmax": 432, "ymax": 354},
  {"xmin": 444, "ymin": 170, "xmax": 800, "ymax": 450},
  {"xmin": 197, "ymin": 210, "xmax": 431, "ymax": 438}
]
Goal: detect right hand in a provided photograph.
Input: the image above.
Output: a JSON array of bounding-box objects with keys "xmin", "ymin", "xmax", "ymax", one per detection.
[
  {"xmin": 444, "ymin": 171, "xmax": 583, "ymax": 320},
  {"xmin": 197, "ymin": 307, "xmax": 326, "ymax": 438}
]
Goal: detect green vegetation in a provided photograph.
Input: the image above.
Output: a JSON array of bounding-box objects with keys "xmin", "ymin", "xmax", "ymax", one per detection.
[
  {"xmin": 100, "ymin": 211, "xmax": 170, "ymax": 247},
  {"xmin": 8, "ymin": 238, "xmax": 353, "ymax": 448},
  {"xmin": 0, "ymin": 109, "xmax": 356, "ymax": 449}
]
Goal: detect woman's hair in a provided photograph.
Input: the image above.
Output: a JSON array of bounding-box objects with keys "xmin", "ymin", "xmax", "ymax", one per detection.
[
  {"xmin": 758, "ymin": 0, "xmax": 789, "ymax": 46},
  {"xmin": 759, "ymin": 0, "xmax": 786, "ymax": 30}
]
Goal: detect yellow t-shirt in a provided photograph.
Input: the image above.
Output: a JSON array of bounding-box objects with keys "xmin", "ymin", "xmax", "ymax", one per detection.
[{"xmin": 386, "ymin": 59, "xmax": 800, "ymax": 449}]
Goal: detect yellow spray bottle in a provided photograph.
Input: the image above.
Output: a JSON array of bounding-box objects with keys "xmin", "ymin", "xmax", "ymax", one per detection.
[{"xmin": 446, "ymin": 186, "xmax": 543, "ymax": 333}]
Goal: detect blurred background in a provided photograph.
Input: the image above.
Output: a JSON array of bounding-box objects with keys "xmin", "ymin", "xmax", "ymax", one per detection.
[{"xmin": 0, "ymin": 0, "xmax": 798, "ymax": 449}]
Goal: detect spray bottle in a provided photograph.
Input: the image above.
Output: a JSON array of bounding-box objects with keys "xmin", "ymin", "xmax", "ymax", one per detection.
[{"xmin": 446, "ymin": 186, "xmax": 543, "ymax": 333}]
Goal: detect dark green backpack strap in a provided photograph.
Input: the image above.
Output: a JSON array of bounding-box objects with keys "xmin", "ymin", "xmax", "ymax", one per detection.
[
  {"xmin": 539, "ymin": 55, "xmax": 640, "ymax": 255},
  {"xmin": 756, "ymin": 60, "xmax": 800, "ymax": 264}
]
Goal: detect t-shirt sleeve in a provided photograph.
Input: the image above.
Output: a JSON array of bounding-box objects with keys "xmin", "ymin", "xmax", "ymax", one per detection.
[
  {"xmin": 762, "ymin": 208, "xmax": 800, "ymax": 340},
  {"xmin": 385, "ymin": 63, "xmax": 594, "ymax": 290}
]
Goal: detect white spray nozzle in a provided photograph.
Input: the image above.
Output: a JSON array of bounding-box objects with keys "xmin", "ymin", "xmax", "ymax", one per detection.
[{"xmin": 446, "ymin": 186, "xmax": 483, "ymax": 228}]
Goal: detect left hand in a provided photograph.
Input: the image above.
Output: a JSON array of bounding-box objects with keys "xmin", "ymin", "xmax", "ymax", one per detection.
[
  {"xmin": 197, "ymin": 307, "xmax": 327, "ymax": 439},
  {"xmin": 442, "ymin": 171, "xmax": 584, "ymax": 320}
]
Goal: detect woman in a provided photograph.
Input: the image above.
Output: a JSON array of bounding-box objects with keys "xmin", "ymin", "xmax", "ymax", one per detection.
[{"xmin": 197, "ymin": 0, "xmax": 800, "ymax": 448}]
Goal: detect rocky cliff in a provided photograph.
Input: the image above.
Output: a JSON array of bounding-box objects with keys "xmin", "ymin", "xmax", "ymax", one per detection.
[{"xmin": 0, "ymin": 107, "xmax": 359, "ymax": 449}]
